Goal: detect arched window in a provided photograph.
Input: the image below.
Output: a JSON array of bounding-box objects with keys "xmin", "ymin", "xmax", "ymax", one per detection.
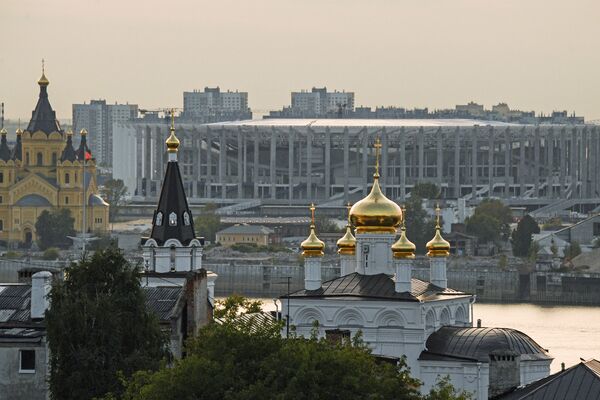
[
  {"xmin": 52, "ymin": 152, "xmax": 57, "ymax": 165},
  {"xmin": 25, "ymin": 153, "xmax": 30, "ymax": 165},
  {"xmin": 170, "ymin": 245, "xmax": 176, "ymax": 271},
  {"xmin": 0, "ymin": 220, "xmax": 3, "ymax": 231},
  {"xmin": 65, "ymin": 173, "xmax": 70, "ymax": 184},
  {"xmin": 36, "ymin": 152, "xmax": 43, "ymax": 166},
  {"xmin": 0, "ymin": 172, "xmax": 3, "ymax": 183}
]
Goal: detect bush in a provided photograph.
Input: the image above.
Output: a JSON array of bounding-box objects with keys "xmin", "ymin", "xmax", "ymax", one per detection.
[{"xmin": 42, "ymin": 247, "xmax": 60, "ymax": 260}]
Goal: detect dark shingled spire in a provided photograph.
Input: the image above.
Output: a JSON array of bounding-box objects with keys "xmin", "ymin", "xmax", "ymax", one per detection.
[
  {"xmin": 0, "ymin": 129, "xmax": 11, "ymax": 161},
  {"xmin": 148, "ymin": 120, "xmax": 197, "ymax": 246},
  {"xmin": 61, "ymin": 130, "xmax": 77, "ymax": 162},
  {"xmin": 76, "ymin": 129, "xmax": 92, "ymax": 161},
  {"xmin": 11, "ymin": 129, "xmax": 22, "ymax": 161},
  {"xmin": 26, "ymin": 71, "xmax": 61, "ymax": 134}
]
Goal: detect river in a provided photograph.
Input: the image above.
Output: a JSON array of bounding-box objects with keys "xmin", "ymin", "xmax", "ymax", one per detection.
[{"xmin": 252, "ymin": 299, "xmax": 600, "ymax": 373}]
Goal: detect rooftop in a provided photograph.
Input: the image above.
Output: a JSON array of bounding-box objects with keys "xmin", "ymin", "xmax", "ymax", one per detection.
[
  {"xmin": 207, "ymin": 118, "xmax": 522, "ymax": 128},
  {"xmin": 217, "ymin": 225, "xmax": 274, "ymax": 235}
]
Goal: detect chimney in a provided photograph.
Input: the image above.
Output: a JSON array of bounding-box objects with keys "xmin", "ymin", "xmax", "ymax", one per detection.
[
  {"xmin": 31, "ymin": 271, "xmax": 53, "ymax": 320},
  {"xmin": 184, "ymin": 269, "xmax": 210, "ymax": 336}
]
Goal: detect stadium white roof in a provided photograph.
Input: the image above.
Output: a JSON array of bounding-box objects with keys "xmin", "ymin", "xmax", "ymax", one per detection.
[{"xmin": 207, "ymin": 118, "xmax": 522, "ymax": 128}]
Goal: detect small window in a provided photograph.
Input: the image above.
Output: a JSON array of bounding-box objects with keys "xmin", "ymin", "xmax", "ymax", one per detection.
[
  {"xmin": 0, "ymin": 172, "xmax": 3, "ymax": 183},
  {"xmin": 0, "ymin": 220, "xmax": 3, "ymax": 231},
  {"xmin": 0, "ymin": 195, "xmax": 3, "ymax": 203},
  {"xmin": 169, "ymin": 212, "xmax": 177, "ymax": 226},
  {"xmin": 52, "ymin": 152, "xmax": 57, "ymax": 165},
  {"xmin": 65, "ymin": 173, "xmax": 70, "ymax": 184},
  {"xmin": 36, "ymin": 152, "xmax": 43, "ymax": 166},
  {"xmin": 19, "ymin": 350, "xmax": 35, "ymax": 373},
  {"xmin": 65, "ymin": 196, "xmax": 69, "ymax": 205},
  {"xmin": 26, "ymin": 153, "xmax": 30, "ymax": 165}
]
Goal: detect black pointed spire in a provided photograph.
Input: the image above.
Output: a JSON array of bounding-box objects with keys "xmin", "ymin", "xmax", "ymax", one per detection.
[
  {"xmin": 148, "ymin": 115, "xmax": 197, "ymax": 246},
  {"xmin": 0, "ymin": 129, "xmax": 11, "ymax": 161},
  {"xmin": 11, "ymin": 129, "xmax": 22, "ymax": 161},
  {"xmin": 61, "ymin": 129, "xmax": 77, "ymax": 162},
  {"xmin": 76, "ymin": 129, "xmax": 92, "ymax": 161},
  {"xmin": 26, "ymin": 66, "xmax": 61, "ymax": 134}
]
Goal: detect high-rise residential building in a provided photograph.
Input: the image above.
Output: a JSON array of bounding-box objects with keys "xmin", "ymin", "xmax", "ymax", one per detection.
[
  {"xmin": 290, "ymin": 87, "xmax": 355, "ymax": 116},
  {"xmin": 182, "ymin": 87, "xmax": 251, "ymax": 122},
  {"xmin": 73, "ymin": 100, "xmax": 138, "ymax": 167}
]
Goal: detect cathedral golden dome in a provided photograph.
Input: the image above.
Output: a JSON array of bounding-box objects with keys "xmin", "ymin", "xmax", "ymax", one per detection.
[
  {"xmin": 301, "ymin": 204, "xmax": 325, "ymax": 257},
  {"xmin": 426, "ymin": 206, "xmax": 450, "ymax": 257},
  {"xmin": 392, "ymin": 208, "xmax": 416, "ymax": 259},
  {"xmin": 16, "ymin": 128, "xmax": 23, "ymax": 135},
  {"xmin": 337, "ymin": 203, "xmax": 356, "ymax": 255},
  {"xmin": 38, "ymin": 73, "xmax": 49, "ymax": 87},
  {"xmin": 80, "ymin": 128, "xmax": 88, "ymax": 136},
  {"xmin": 349, "ymin": 137, "xmax": 402, "ymax": 234},
  {"xmin": 0, "ymin": 128, "xmax": 7, "ymax": 136}
]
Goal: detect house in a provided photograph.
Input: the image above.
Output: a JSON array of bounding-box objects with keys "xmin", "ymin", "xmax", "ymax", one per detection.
[{"xmin": 216, "ymin": 224, "xmax": 274, "ymax": 247}]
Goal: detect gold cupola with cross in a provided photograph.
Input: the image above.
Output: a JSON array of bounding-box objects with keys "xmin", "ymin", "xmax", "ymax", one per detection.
[
  {"xmin": 301, "ymin": 203, "xmax": 325, "ymax": 257},
  {"xmin": 426, "ymin": 205, "xmax": 450, "ymax": 257},
  {"xmin": 349, "ymin": 137, "xmax": 402, "ymax": 234},
  {"xmin": 337, "ymin": 203, "xmax": 356, "ymax": 255}
]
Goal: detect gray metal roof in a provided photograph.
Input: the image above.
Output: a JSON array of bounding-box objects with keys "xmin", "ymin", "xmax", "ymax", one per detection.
[
  {"xmin": 143, "ymin": 286, "xmax": 183, "ymax": 322},
  {"xmin": 207, "ymin": 118, "xmax": 522, "ymax": 128},
  {"xmin": 0, "ymin": 285, "xmax": 32, "ymax": 323},
  {"xmin": 282, "ymin": 272, "xmax": 469, "ymax": 302},
  {"xmin": 14, "ymin": 194, "xmax": 52, "ymax": 207},
  {"xmin": 497, "ymin": 359, "xmax": 600, "ymax": 400},
  {"xmin": 422, "ymin": 326, "xmax": 551, "ymax": 363},
  {"xmin": 217, "ymin": 225, "xmax": 274, "ymax": 235}
]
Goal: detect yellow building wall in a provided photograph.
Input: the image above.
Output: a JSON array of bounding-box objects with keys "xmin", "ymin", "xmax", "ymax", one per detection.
[{"xmin": 216, "ymin": 233, "xmax": 270, "ymax": 247}]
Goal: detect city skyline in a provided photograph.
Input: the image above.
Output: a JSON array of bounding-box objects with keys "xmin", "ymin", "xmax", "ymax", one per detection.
[{"xmin": 1, "ymin": 0, "xmax": 600, "ymax": 120}]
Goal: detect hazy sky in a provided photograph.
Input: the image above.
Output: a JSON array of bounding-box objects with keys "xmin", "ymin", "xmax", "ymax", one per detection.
[{"xmin": 2, "ymin": 0, "xmax": 599, "ymax": 121}]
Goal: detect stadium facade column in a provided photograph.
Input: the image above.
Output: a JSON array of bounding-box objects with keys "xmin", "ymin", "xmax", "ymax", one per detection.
[
  {"xmin": 471, "ymin": 127, "xmax": 478, "ymax": 196},
  {"xmin": 534, "ymin": 127, "xmax": 540, "ymax": 197},
  {"xmin": 560, "ymin": 127, "xmax": 566, "ymax": 197},
  {"xmin": 253, "ymin": 127, "xmax": 259, "ymax": 198},
  {"xmin": 381, "ymin": 127, "xmax": 388, "ymax": 191},
  {"xmin": 206, "ymin": 126, "xmax": 213, "ymax": 198},
  {"xmin": 519, "ymin": 127, "xmax": 526, "ymax": 196},
  {"xmin": 488, "ymin": 126, "xmax": 494, "ymax": 197},
  {"xmin": 237, "ymin": 127, "xmax": 243, "ymax": 199},
  {"xmin": 547, "ymin": 128, "xmax": 554, "ymax": 199},
  {"xmin": 325, "ymin": 127, "xmax": 331, "ymax": 199},
  {"xmin": 362, "ymin": 128, "xmax": 368, "ymax": 196},
  {"xmin": 288, "ymin": 127, "xmax": 294, "ymax": 204},
  {"xmin": 504, "ymin": 127, "xmax": 511, "ymax": 198},
  {"xmin": 582, "ymin": 127, "xmax": 589, "ymax": 198},
  {"xmin": 219, "ymin": 128, "xmax": 225, "ymax": 199},
  {"xmin": 343, "ymin": 127, "xmax": 349, "ymax": 204},
  {"xmin": 418, "ymin": 126, "xmax": 424, "ymax": 182},
  {"xmin": 453, "ymin": 127, "xmax": 460, "ymax": 199},
  {"xmin": 571, "ymin": 127, "xmax": 578, "ymax": 198},
  {"xmin": 270, "ymin": 127, "xmax": 277, "ymax": 199},
  {"xmin": 135, "ymin": 125, "xmax": 144, "ymax": 196},
  {"xmin": 400, "ymin": 127, "xmax": 406, "ymax": 201},
  {"xmin": 307, "ymin": 127, "xmax": 313, "ymax": 200},
  {"xmin": 436, "ymin": 128, "xmax": 443, "ymax": 192}
]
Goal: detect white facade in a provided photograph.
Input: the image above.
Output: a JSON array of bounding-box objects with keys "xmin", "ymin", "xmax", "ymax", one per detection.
[
  {"xmin": 291, "ymin": 88, "xmax": 355, "ymax": 115},
  {"xmin": 183, "ymin": 88, "xmax": 249, "ymax": 118}
]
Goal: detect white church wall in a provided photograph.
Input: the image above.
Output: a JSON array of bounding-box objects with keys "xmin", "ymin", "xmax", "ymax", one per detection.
[
  {"xmin": 354, "ymin": 234, "xmax": 395, "ymax": 275},
  {"xmin": 420, "ymin": 360, "xmax": 489, "ymax": 400},
  {"xmin": 520, "ymin": 360, "xmax": 552, "ymax": 386}
]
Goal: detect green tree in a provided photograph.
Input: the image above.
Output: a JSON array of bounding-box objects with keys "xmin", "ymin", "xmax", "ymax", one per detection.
[
  {"xmin": 194, "ymin": 203, "xmax": 222, "ymax": 243},
  {"xmin": 35, "ymin": 208, "xmax": 76, "ymax": 250},
  {"xmin": 425, "ymin": 376, "xmax": 472, "ymax": 400},
  {"xmin": 412, "ymin": 182, "xmax": 440, "ymax": 199},
  {"xmin": 41, "ymin": 247, "xmax": 60, "ymax": 260},
  {"xmin": 101, "ymin": 178, "xmax": 129, "ymax": 222},
  {"xmin": 46, "ymin": 248, "xmax": 168, "ymax": 400},
  {"xmin": 564, "ymin": 241, "xmax": 582, "ymax": 260},
  {"xmin": 116, "ymin": 307, "xmax": 423, "ymax": 400},
  {"xmin": 465, "ymin": 199, "xmax": 513, "ymax": 243},
  {"xmin": 511, "ymin": 215, "xmax": 540, "ymax": 257},
  {"xmin": 542, "ymin": 217, "xmax": 563, "ymax": 231},
  {"xmin": 404, "ymin": 196, "xmax": 437, "ymax": 254}
]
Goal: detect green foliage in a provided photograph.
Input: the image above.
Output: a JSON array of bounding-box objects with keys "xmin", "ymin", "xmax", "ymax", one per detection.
[
  {"xmin": 564, "ymin": 241, "xmax": 582, "ymax": 260},
  {"xmin": 101, "ymin": 178, "xmax": 129, "ymax": 222},
  {"xmin": 466, "ymin": 199, "xmax": 512, "ymax": 243},
  {"xmin": 213, "ymin": 295, "xmax": 264, "ymax": 321},
  {"xmin": 315, "ymin": 215, "xmax": 342, "ymax": 233},
  {"xmin": 542, "ymin": 217, "xmax": 563, "ymax": 231},
  {"xmin": 194, "ymin": 203, "xmax": 222, "ymax": 243},
  {"xmin": 528, "ymin": 241, "xmax": 540, "ymax": 262},
  {"xmin": 89, "ymin": 232, "xmax": 118, "ymax": 251},
  {"xmin": 46, "ymin": 248, "xmax": 168, "ymax": 400},
  {"xmin": 412, "ymin": 183, "xmax": 440, "ymax": 199},
  {"xmin": 41, "ymin": 247, "xmax": 60, "ymax": 260},
  {"xmin": 3, "ymin": 250, "xmax": 22, "ymax": 259},
  {"xmin": 404, "ymin": 196, "xmax": 436, "ymax": 255},
  {"xmin": 511, "ymin": 215, "xmax": 540, "ymax": 257},
  {"xmin": 116, "ymin": 314, "xmax": 422, "ymax": 400},
  {"xmin": 230, "ymin": 243, "xmax": 291, "ymax": 253},
  {"xmin": 35, "ymin": 208, "xmax": 76, "ymax": 250},
  {"xmin": 425, "ymin": 376, "xmax": 472, "ymax": 400}
]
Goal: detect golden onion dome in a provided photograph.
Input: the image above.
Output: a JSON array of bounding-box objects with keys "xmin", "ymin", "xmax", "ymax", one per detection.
[
  {"xmin": 301, "ymin": 204, "xmax": 325, "ymax": 257},
  {"xmin": 349, "ymin": 137, "xmax": 402, "ymax": 234},
  {"xmin": 16, "ymin": 128, "xmax": 23, "ymax": 135},
  {"xmin": 337, "ymin": 203, "xmax": 356, "ymax": 255},
  {"xmin": 426, "ymin": 206, "xmax": 450, "ymax": 257},
  {"xmin": 0, "ymin": 128, "xmax": 7, "ymax": 136},
  {"xmin": 392, "ymin": 227, "xmax": 416, "ymax": 259},
  {"xmin": 80, "ymin": 128, "xmax": 88, "ymax": 136},
  {"xmin": 38, "ymin": 73, "xmax": 49, "ymax": 86},
  {"xmin": 166, "ymin": 128, "xmax": 180, "ymax": 153}
]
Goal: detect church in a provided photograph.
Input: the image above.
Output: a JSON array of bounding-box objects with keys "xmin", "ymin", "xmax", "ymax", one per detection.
[
  {"xmin": 282, "ymin": 139, "xmax": 552, "ymax": 399},
  {"xmin": 0, "ymin": 69, "xmax": 109, "ymax": 247}
]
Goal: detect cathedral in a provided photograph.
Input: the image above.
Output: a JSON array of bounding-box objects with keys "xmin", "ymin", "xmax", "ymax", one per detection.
[
  {"xmin": 282, "ymin": 139, "xmax": 552, "ymax": 399},
  {"xmin": 0, "ymin": 69, "xmax": 109, "ymax": 247}
]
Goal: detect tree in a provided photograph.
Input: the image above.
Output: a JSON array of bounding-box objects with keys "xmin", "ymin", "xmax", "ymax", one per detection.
[
  {"xmin": 194, "ymin": 203, "xmax": 222, "ymax": 243},
  {"xmin": 564, "ymin": 241, "xmax": 582, "ymax": 260},
  {"xmin": 412, "ymin": 183, "xmax": 440, "ymax": 199},
  {"xmin": 115, "ymin": 301, "xmax": 424, "ymax": 400},
  {"xmin": 511, "ymin": 215, "xmax": 540, "ymax": 257},
  {"xmin": 101, "ymin": 178, "xmax": 129, "ymax": 222},
  {"xmin": 46, "ymin": 248, "xmax": 168, "ymax": 400},
  {"xmin": 404, "ymin": 196, "xmax": 437, "ymax": 255},
  {"xmin": 465, "ymin": 199, "xmax": 513, "ymax": 243},
  {"xmin": 35, "ymin": 208, "xmax": 75, "ymax": 250},
  {"xmin": 425, "ymin": 376, "xmax": 472, "ymax": 400}
]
